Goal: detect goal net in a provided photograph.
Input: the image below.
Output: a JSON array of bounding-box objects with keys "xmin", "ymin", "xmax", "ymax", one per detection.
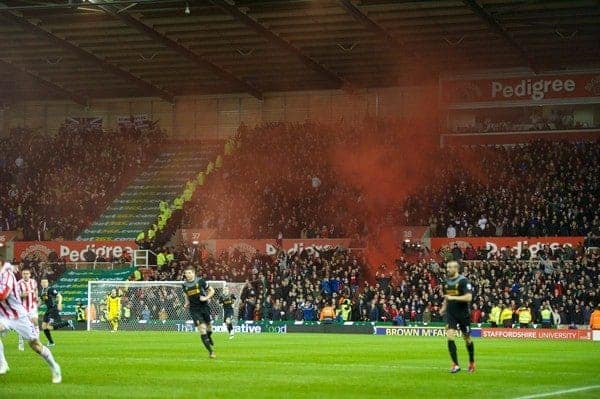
[{"xmin": 87, "ymin": 280, "xmax": 245, "ymax": 332}]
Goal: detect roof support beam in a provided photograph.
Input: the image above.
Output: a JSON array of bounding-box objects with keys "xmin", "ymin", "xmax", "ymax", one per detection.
[
  {"xmin": 462, "ymin": 0, "xmax": 539, "ymax": 73},
  {"xmin": 91, "ymin": 2, "xmax": 263, "ymax": 100},
  {"xmin": 0, "ymin": 58, "xmax": 89, "ymax": 105},
  {"xmin": 337, "ymin": 0, "xmax": 420, "ymax": 60},
  {"xmin": 0, "ymin": 9, "xmax": 174, "ymax": 102},
  {"xmin": 207, "ymin": 0, "xmax": 348, "ymax": 89}
]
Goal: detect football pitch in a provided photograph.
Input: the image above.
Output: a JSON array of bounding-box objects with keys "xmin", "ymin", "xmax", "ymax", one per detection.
[{"xmin": 1, "ymin": 331, "xmax": 599, "ymax": 399}]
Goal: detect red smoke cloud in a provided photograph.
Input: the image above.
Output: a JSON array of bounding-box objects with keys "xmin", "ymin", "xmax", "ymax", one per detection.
[{"xmin": 327, "ymin": 118, "xmax": 440, "ymax": 280}]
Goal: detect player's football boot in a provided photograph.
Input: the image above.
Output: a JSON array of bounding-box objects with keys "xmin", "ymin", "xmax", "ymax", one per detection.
[
  {"xmin": 52, "ymin": 363, "xmax": 62, "ymax": 384},
  {"xmin": 209, "ymin": 352, "xmax": 216, "ymax": 359},
  {"xmin": 47, "ymin": 342, "xmax": 55, "ymax": 347},
  {"xmin": 229, "ymin": 334, "xmax": 234, "ymax": 340},
  {"xmin": 449, "ymin": 364, "xmax": 461, "ymax": 373},
  {"xmin": 0, "ymin": 360, "xmax": 9, "ymax": 374},
  {"xmin": 18, "ymin": 342, "xmax": 24, "ymax": 351},
  {"xmin": 468, "ymin": 362, "xmax": 476, "ymax": 373}
]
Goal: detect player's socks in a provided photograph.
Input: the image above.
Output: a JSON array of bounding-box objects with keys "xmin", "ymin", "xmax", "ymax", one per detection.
[
  {"xmin": 207, "ymin": 330, "xmax": 214, "ymax": 345},
  {"xmin": 200, "ymin": 334, "xmax": 212, "ymax": 353},
  {"xmin": 0, "ymin": 341, "xmax": 7, "ymax": 373},
  {"xmin": 447, "ymin": 340, "xmax": 459, "ymax": 365},
  {"xmin": 0, "ymin": 338, "xmax": 7, "ymax": 365},
  {"xmin": 227, "ymin": 323, "xmax": 233, "ymax": 334},
  {"xmin": 39, "ymin": 346, "xmax": 59, "ymax": 369},
  {"xmin": 113, "ymin": 320, "xmax": 119, "ymax": 331},
  {"xmin": 18, "ymin": 335, "xmax": 25, "ymax": 351},
  {"xmin": 466, "ymin": 341, "xmax": 475, "ymax": 363},
  {"xmin": 44, "ymin": 329, "xmax": 54, "ymax": 345}
]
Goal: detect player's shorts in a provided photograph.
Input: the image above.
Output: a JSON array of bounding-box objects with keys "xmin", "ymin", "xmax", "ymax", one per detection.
[
  {"xmin": 43, "ymin": 308, "xmax": 61, "ymax": 324},
  {"xmin": 25, "ymin": 307, "xmax": 39, "ymax": 320},
  {"xmin": 223, "ymin": 309, "xmax": 234, "ymax": 320},
  {"xmin": 190, "ymin": 307, "xmax": 211, "ymax": 326},
  {"xmin": 0, "ymin": 315, "xmax": 39, "ymax": 340},
  {"xmin": 446, "ymin": 313, "xmax": 471, "ymax": 335}
]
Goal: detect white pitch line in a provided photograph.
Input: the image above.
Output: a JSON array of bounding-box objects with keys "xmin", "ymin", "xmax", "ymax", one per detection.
[{"xmin": 513, "ymin": 385, "xmax": 600, "ymax": 399}]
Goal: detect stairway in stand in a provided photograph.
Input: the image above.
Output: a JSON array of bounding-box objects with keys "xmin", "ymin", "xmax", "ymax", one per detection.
[{"xmin": 78, "ymin": 142, "xmax": 221, "ymax": 240}]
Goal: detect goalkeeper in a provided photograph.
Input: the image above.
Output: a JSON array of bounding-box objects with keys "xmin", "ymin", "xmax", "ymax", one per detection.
[{"xmin": 106, "ymin": 289, "xmax": 122, "ymax": 332}]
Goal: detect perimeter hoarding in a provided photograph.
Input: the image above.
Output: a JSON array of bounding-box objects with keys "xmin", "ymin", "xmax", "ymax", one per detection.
[
  {"xmin": 212, "ymin": 238, "xmax": 353, "ymax": 258},
  {"xmin": 481, "ymin": 328, "xmax": 592, "ymax": 340},
  {"xmin": 374, "ymin": 326, "xmax": 482, "ymax": 337},
  {"xmin": 13, "ymin": 241, "xmax": 137, "ymax": 262},
  {"xmin": 431, "ymin": 236, "xmax": 583, "ymax": 259},
  {"xmin": 374, "ymin": 326, "xmax": 592, "ymax": 340}
]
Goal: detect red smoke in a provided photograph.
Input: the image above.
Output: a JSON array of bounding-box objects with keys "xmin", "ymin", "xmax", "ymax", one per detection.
[{"xmin": 327, "ymin": 117, "xmax": 441, "ymax": 280}]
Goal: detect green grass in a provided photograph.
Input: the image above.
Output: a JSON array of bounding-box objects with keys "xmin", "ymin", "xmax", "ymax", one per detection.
[{"xmin": 1, "ymin": 331, "xmax": 599, "ymax": 399}]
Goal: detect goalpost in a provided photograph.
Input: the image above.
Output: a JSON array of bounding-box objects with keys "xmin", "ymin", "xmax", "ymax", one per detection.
[{"xmin": 87, "ymin": 280, "xmax": 245, "ymax": 332}]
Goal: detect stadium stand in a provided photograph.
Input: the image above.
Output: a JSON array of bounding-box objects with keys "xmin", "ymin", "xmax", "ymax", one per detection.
[
  {"xmin": 0, "ymin": 122, "xmax": 164, "ymax": 240},
  {"xmin": 142, "ymin": 242, "xmax": 598, "ymax": 328},
  {"xmin": 79, "ymin": 142, "xmax": 221, "ymax": 240},
  {"xmin": 168, "ymin": 121, "xmax": 599, "ymax": 240}
]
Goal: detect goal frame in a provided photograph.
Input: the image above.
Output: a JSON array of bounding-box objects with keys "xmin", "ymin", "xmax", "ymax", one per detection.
[{"xmin": 86, "ymin": 280, "xmax": 243, "ymax": 332}]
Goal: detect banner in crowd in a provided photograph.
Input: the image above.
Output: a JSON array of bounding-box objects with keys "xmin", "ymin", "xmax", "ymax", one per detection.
[
  {"xmin": 395, "ymin": 226, "xmax": 428, "ymax": 242},
  {"xmin": 0, "ymin": 231, "xmax": 16, "ymax": 245},
  {"xmin": 481, "ymin": 328, "xmax": 592, "ymax": 340},
  {"xmin": 13, "ymin": 241, "xmax": 137, "ymax": 262},
  {"xmin": 441, "ymin": 73, "xmax": 600, "ymax": 104},
  {"xmin": 64, "ymin": 117, "xmax": 103, "ymax": 133},
  {"xmin": 374, "ymin": 326, "xmax": 482, "ymax": 338},
  {"xmin": 211, "ymin": 238, "xmax": 353, "ymax": 258},
  {"xmin": 117, "ymin": 114, "xmax": 147, "ymax": 128},
  {"xmin": 430, "ymin": 236, "xmax": 584, "ymax": 258},
  {"xmin": 180, "ymin": 228, "xmax": 217, "ymax": 244}
]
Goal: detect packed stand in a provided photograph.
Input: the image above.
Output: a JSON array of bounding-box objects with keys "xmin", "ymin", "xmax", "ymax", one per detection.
[
  {"xmin": 138, "ymin": 241, "xmax": 598, "ymax": 329},
  {"xmin": 404, "ymin": 140, "xmax": 600, "ymax": 238},
  {"xmin": 180, "ymin": 122, "xmax": 364, "ymax": 239},
  {"xmin": 0, "ymin": 121, "xmax": 165, "ymax": 240},
  {"xmin": 177, "ymin": 119, "xmax": 436, "ymax": 241},
  {"xmin": 173, "ymin": 121, "xmax": 598, "ymax": 241},
  {"xmin": 369, "ymin": 250, "xmax": 599, "ymax": 328}
]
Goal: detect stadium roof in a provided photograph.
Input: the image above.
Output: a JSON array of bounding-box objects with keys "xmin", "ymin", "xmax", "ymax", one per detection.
[{"xmin": 0, "ymin": 0, "xmax": 599, "ymax": 104}]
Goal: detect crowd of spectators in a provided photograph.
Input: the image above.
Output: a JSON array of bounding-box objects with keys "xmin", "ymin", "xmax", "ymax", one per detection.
[
  {"xmin": 407, "ymin": 140, "xmax": 599, "ymax": 238},
  {"xmin": 176, "ymin": 120, "xmax": 598, "ymax": 240},
  {"xmin": 180, "ymin": 122, "xmax": 366, "ymax": 239},
  {"xmin": 139, "ymin": 240, "xmax": 598, "ymax": 328},
  {"xmin": 0, "ymin": 120, "xmax": 165, "ymax": 240}
]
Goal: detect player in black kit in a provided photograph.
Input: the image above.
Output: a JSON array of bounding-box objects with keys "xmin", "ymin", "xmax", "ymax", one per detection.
[
  {"xmin": 40, "ymin": 278, "xmax": 74, "ymax": 346},
  {"xmin": 182, "ymin": 265, "xmax": 216, "ymax": 358},
  {"xmin": 440, "ymin": 261, "xmax": 475, "ymax": 373},
  {"xmin": 220, "ymin": 288, "xmax": 236, "ymax": 339}
]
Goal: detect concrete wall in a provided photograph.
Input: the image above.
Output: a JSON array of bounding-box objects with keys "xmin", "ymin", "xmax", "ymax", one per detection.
[{"xmin": 1, "ymin": 86, "xmax": 437, "ymax": 139}]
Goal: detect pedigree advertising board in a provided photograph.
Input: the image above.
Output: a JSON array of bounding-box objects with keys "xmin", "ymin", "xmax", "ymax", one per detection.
[
  {"xmin": 213, "ymin": 238, "xmax": 352, "ymax": 258},
  {"xmin": 441, "ymin": 73, "xmax": 600, "ymax": 104},
  {"xmin": 13, "ymin": 241, "xmax": 137, "ymax": 262},
  {"xmin": 431, "ymin": 236, "xmax": 584, "ymax": 259}
]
